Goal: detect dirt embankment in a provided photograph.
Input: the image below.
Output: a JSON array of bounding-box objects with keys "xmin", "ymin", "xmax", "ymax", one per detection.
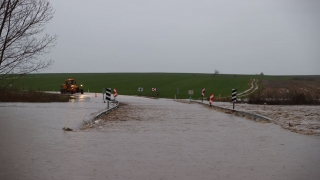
[
  {"xmin": 214, "ymin": 102, "xmax": 320, "ymax": 135},
  {"xmin": 81, "ymin": 103, "xmax": 145, "ymax": 132}
]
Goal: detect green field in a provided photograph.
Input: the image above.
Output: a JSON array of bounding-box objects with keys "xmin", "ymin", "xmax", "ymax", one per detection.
[{"xmin": 10, "ymin": 73, "xmax": 318, "ymax": 99}]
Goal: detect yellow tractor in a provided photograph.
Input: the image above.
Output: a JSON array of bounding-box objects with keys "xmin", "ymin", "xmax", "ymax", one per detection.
[{"xmin": 60, "ymin": 78, "xmax": 83, "ymax": 94}]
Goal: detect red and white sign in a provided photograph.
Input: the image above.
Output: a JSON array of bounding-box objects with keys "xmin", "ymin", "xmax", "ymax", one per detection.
[
  {"xmin": 202, "ymin": 88, "xmax": 205, "ymax": 96},
  {"xmin": 113, "ymin": 88, "xmax": 118, "ymax": 98},
  {"xmin": 209, "ymin": 94, "xmax": 214, "ymax": 105},
  {"xmin": 152, "ymin": 88, "xmax": 157, "ymax": 92}
]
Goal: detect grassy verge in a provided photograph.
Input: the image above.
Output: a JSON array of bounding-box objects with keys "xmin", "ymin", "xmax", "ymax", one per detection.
[{"xmin": 0, "ymin": 89, "xmax": 70, "ymax": 102}]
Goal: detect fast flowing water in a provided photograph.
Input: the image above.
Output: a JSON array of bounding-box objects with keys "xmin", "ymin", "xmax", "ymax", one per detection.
[{"xmin": 0, "ymin": 94, "xmax": 319, "ymax": 179}]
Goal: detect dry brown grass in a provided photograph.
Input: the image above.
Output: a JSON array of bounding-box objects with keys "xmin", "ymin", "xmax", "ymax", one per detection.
[{"xmin": 248, "ymin": 79, "xmax": 320, "ymax": 105}]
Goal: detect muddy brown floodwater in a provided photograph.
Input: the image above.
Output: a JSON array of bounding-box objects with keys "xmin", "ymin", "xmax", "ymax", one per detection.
[
  {"xmin": 1, "ymin": 95, "xmax": 320, "ymax": 180},
  {"xmin": 210, "ymin": 102, "xmax": 320, "ymax": 135}
]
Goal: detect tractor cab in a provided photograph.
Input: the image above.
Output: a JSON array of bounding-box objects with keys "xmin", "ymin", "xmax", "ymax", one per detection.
[{"xmin": 60, "ymin": 78, "xmax": 83, "ymax": 94}]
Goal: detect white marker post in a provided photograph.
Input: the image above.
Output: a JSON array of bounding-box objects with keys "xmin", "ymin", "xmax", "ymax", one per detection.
[
  {"xmin": 188, "ymin": 90, "xmax": 193, "ymax": 102},
  {"xmin": 102, "ymin": 88, "xmax": 105, "ymax": 101},
  {"xmin": 177, "ymin": 88, "xmax": 179, "ymax": 99},
  {"xmin": 202, "ymin": 88, "xmax": 205, "ymax": 102},
  {"xmin": 138, "ymin": 87, "xmax": 143, "ymax": 96}
]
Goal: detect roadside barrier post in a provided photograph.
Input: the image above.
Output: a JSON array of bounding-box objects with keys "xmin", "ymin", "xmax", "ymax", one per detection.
[
  {"xmin": 152, "ymin": 88, "xmax": 157, "ymax": 97},
  {"xmin": 138, "ymin": 87, "xmax": 143, "ymax": 96},
  {"xmin": 209, "ymin": 94, "xmax": 213, "ymax": 107},
  {"xmin": 106, "ymin": 88, "xmax": 111, "ymax": 108},
  {"xmin": 202, "ymin": 88, "xmax": 205, "ymax": 102},
  {"xmin": 113, "ymin": 88, "xmax": 118, "ymax": 100},
  {"xmin": 102, "ymin": 88, "xmax": 105, "ymax": 102},
  {"xmin": 232, "ymin": 89, "xmax": 237, "ymax": 109},
  {"xmin": 177, "ymin": 88, "xmax": 179, "ymax": 99},
  {"xmin": 188, "ymin": 90, "xmax": 193, "ymax": 102}
]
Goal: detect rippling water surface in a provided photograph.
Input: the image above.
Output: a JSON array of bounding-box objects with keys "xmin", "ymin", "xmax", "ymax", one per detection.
[{"xmin": 0, "ymin": 94, "xmax": 320, "ymax": 179}]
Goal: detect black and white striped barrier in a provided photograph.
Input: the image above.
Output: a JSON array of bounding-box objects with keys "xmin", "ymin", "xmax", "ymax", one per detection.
[
  {"xmin": 232, "ymin": 89, "xmax": 237, "ymax": 109},
  {"xmin": 232, "ymin": 89, "xmax": 237, "ymax": 102},
  {"xmin": 104, "ymin": 88, "xmax": 111, "ymax": 109},
  {"xmin": 106, "ymin": 88, "xmax": 111, "ymax": 101}
]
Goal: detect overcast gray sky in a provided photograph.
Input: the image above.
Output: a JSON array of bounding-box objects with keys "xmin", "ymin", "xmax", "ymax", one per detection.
[{"xmin": 42, "ymin": 0, "xmax": 320, "ymax": 75}]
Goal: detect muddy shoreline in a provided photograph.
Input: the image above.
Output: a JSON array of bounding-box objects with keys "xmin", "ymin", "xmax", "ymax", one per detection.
[
  {"xmin": 210, "ymin": 102, "xmax": 320, "ymax": 135},
  {"xmin": 83, "ymin": 101, "xmax": 320, "ymax": 135}
]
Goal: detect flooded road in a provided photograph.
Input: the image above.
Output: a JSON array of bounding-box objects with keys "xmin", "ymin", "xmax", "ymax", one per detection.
[{"xmin": 1, "ymin": 95, "xmax": 320, "ymax": 179}]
